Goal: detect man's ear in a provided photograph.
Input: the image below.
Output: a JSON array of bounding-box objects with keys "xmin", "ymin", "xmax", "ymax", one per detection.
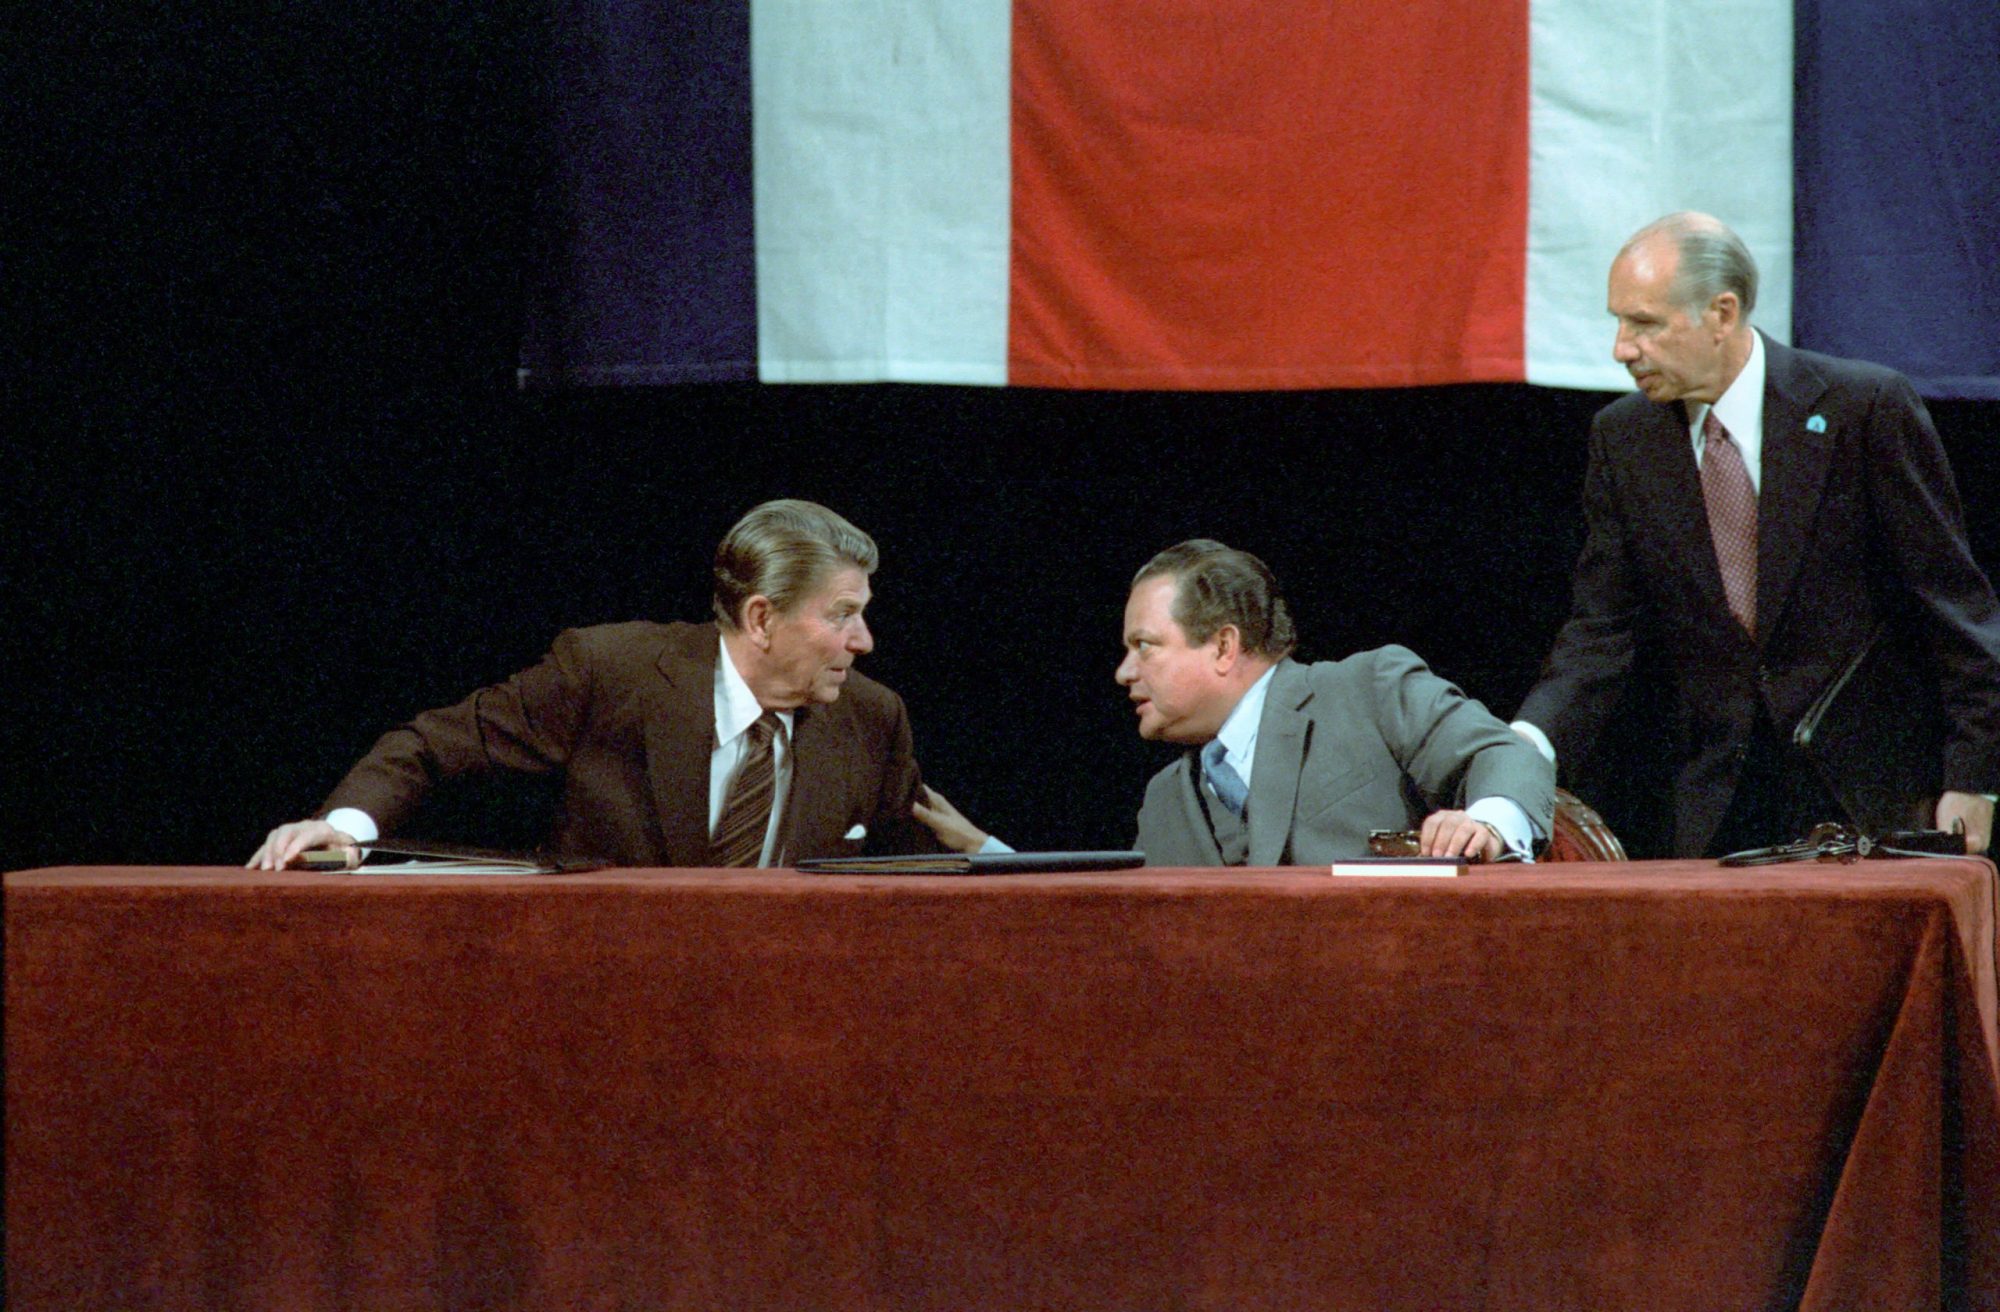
[
  {"xmin": 739, "ymin": 595, "xmax": 776, "ymax": 648},
  {"xmin": 1709, "ymin": 290, "xmax": 1741, "ymax": 336},
  {"xmin": 1212, "ymin": 624, "xmax": 1244, "ymax": 673}
]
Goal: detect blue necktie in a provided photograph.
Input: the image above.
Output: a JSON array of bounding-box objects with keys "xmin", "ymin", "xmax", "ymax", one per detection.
[{"xmin": 1201, "ymin": 739, "xmax": 1249, "ymax": 820}]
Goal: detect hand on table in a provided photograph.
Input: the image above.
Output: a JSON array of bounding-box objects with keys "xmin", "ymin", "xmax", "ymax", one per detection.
[
  {"xmin": 1419, "ymin": 809, "xmax": 1504, "ymax": 862},
  {"xmin": 1935, "ymin": 790, "xmax": 1993, "ymax": 855},
  {"xmin": 247, "ymin": 820, "xmax": 359, "ymax": 870}
]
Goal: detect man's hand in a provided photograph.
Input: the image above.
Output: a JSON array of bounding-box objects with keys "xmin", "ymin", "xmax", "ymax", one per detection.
[
  {"xmin": 1419, "ymin": 809, "xmax": 1504, "ymax": 861},
  {"xmin": 912, "ymin": 785, "xmax": 990, "ymax": 854},
  {"xmin": 247, "ymin": 820, "xmax": 359, "ymax": 871},
  {"xmin": 1934, "ymin": 790, "xmax": 1994, "ymax": 855}
]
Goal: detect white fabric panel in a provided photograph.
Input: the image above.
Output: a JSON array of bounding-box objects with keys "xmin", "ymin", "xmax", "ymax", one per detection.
[
  {"xmin": 752, "ymin": 0, "xmax": 1011, "ymax": 384},
  {"xmin": 1526, "ymin": 0, "xmax": 1793, "ymax": 391}
]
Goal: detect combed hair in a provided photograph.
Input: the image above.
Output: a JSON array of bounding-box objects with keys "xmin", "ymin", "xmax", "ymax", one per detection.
[
  {"xmin": 1133, "ymin": 539, "xmax": 1297, "ymax": 658},
  {"xmin": 712, "ymin": 499, "xmax": 878, "ymax": 629},
  {"xmin": 1625, "ymin": 211, "xmax": 1759, "ymax": 319}
]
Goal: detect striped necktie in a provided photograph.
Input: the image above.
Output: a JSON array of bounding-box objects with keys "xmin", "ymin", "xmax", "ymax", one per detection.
[
  {"xmin": 1201, "ymin": 739, "xmax": 1249, "ymax": 820},
  {"xmin": 712, "ymin": 711, "xmax": 781, "ymax": 867}
]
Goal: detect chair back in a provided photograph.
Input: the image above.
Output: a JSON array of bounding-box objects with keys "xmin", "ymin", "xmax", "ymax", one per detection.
[{"xmin": 1546, "ymin": 787, "xmax": 1628, "ymax": 862}]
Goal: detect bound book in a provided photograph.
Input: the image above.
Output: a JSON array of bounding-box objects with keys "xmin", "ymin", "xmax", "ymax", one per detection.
[{"xmin": 1329, "ymin": 856, "xmax": 1469, "ymax": 878}]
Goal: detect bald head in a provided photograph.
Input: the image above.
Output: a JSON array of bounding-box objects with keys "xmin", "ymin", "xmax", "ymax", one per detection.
[
  {"xmin": 1608, "ymin": 212, "xmax": 1757, "ymax": 406},
  {"xmin": 1618, "ymin": 211, "xmax": 1760, "ymax": 321}
]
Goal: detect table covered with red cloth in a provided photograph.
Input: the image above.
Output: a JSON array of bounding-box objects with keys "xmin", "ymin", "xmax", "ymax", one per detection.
[{"xmin": 7, "ymin": 860, "xmax": 1998, "ymax": 1311}]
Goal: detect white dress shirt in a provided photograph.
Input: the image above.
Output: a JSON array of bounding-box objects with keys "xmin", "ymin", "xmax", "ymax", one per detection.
[
  {"xmin": 709, "ymin": 633, "xmax": 795, "ymax": 866},
  {"xmin": 1691, "ymin": 328, "xmax": 1767, "ymax": 493}
]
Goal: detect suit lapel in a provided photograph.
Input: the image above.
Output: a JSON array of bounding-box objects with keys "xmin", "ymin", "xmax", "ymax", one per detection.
[
  {"xmin": 1247, "ymin": 660, "xmax": 1308, "ymax": 866},
  {"xmin": 645, "ymin": 627, "xmax": 721, "ymax": 866},
  {"xmin": 1754, "ymin": 335, "xmax": 1834, "ymax": 646},
  {"xmin": 778, "ymin": 703, "xmax": 844, "ymax": 862},
  {"xmin": 1631, "ymin": 399, "xmax": 1738, "ymax": 624}
]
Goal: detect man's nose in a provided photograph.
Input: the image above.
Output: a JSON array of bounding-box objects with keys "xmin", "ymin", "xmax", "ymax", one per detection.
[
  {"xmin": 1115, "ymin": 651, "xmax": 1136, "ymax": 685},
  {"xmin": 849, "ymin": 618, "xmax": 874, "ymax": 654},
  {"xmin": 1613, "ymin": 332, "xmax": 1639, "ymax": 363}
]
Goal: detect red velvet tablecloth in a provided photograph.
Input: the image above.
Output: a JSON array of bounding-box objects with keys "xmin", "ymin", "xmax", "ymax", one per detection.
[{"xmin": 8, "ymin": 860, "xmax": 1998, "ymax": 1310}]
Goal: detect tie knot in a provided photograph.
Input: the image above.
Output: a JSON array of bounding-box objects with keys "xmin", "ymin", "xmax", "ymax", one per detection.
[
  {"xmin": 1703, "ymin": 409, "xmax": 1731, "ymax": 446},
  {"xmin": 747, "ymin": 711, "xmax": 780, "ymax": 748},
  {"xmin": 1201, "ymin": 739, "xmax": 1228, "ymax": 772}
]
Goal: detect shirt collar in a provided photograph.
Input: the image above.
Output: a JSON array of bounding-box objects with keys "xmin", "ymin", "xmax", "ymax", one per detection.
[
  {"xmin": 1693, "ymin": 328, "xmax": 1765, "ymax": 454},
  {"xmin": 715, "ymin": 633, "xmax": 793, "ymax": 747},
  {"xmin": 1213, "ymin": 663, "xmax": 1279, "ymax": 780}
]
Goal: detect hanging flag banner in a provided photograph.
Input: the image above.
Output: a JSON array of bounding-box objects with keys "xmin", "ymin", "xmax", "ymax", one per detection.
[{"xmin": 518, "ymin": 0, "xmax": 1997, "ymax": 399}]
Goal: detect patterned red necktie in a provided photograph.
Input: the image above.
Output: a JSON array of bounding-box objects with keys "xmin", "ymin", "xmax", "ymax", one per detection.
[
  {"xmin": 1700, "ymin": 410, "xmax": 1758, "ymax": 636},
  {"xmin": 711, "ymin": 712, "xmax": 780, "ymax": 867}
]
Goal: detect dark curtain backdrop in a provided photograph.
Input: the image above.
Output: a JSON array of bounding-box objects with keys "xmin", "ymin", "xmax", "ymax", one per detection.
[{"xmin": 14, "ymin": 3, "xmax": 1999, "ymax": 871}]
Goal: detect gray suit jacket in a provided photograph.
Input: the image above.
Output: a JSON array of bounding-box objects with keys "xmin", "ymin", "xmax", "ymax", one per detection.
[{"xmin": 1135, "ymin": 648, "xmax": 1554, "ymax": 866}]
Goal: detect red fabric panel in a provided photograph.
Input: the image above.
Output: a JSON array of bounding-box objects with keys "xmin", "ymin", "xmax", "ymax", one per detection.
[
  {"xmin": 6, "ymin": 862, "xmax": 1997, "ymax": 1310},
  {"xmin": 1008, "ymin": 0, "xmax": 1528, "ymax": 389}
]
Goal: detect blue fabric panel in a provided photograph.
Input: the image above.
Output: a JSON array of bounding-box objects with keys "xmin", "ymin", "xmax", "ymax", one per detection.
[
  {"xmin": 1795, "ymin": 0, "xmax": 2000, "ymax": 400},
  {"xmin": 518, "ymin": 2, "xmax": 755, "ymax": 386}
]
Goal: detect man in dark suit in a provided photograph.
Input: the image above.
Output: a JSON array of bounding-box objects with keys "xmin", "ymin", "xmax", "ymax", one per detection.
[
  {"xmin": 1515, "ymin": 212, "xmax": 2000, "ymax": 856},
  {"xmin": 1120, "ymin": 540, "xmax": 1553, "ymax": 866},
  {"xmin": 249, "ymin": 499, "xmax": 963, "ymax": 868}
]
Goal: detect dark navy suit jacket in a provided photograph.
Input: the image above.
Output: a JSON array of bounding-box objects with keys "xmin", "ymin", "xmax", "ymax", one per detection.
[{"xmin": 1519, "ymin": 333, "xmax": 2000, "ymax": 854}]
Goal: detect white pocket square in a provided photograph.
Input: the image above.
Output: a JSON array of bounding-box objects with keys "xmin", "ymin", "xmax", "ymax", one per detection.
[{"xmin": 843, "ymin": 824, "xmax": 867, "ymax": 841}]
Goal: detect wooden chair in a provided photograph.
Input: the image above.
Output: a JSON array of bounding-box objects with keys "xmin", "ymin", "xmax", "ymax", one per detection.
[{"xmin": 1544, "ymin": 786, "xmax": 1628, "ymax": 862}]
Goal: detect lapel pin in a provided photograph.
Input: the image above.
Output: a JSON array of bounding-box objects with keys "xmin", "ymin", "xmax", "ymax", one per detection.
[{"xmin": 1806, "ymin": 414, "xmax": 1827, "ymax": 433}]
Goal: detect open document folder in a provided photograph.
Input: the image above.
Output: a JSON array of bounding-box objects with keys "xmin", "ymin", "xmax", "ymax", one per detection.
[{"xmin": 297, "ymin": 843, "xmax": 598, "ymax": 875}]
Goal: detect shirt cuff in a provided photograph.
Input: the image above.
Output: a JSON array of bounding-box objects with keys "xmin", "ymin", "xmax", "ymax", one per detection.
[
  {"xmin": 323, "ymin": 807, "xmax": 379, "ymax": 844},
  {"xmin": 1509, "ymin": 719, "xmax": 1556, "ymax": 765},
  {"xmin": 1466, "ymin": 796, "xmax": 1535, "ymax": 862},
  {"xmin": 978, "ymin": 835, "xmax": 1014, "ymax": 855}
]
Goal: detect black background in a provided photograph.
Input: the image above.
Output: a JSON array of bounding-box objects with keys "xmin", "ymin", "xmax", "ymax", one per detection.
[{"xmin": 14, "ymin": 4, "xmax": 1998, "ymax": 870}]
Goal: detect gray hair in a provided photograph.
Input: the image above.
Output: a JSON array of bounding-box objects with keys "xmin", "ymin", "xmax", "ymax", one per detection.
[
  {"xmin": 712, "ymin": 499, "xmax": 878, "ymax": 629},
  {"xmin": 1133, "ymin": 539, "xmax": 1297, "ymax": 658},
  {"xmin": 1624, "ymin": 211, "xmax": 1759, "ymax": 319}
]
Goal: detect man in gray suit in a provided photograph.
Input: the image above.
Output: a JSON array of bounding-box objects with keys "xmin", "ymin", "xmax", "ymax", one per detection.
[{"xmin": 1121, "ymin": 540, "xmax": 1554, "ymax": 865}]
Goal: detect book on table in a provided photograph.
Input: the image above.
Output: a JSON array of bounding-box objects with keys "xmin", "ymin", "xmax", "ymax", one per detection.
[{"xmin": 1329, "ymin": 856, "xmax": 1469, "ymax": 877}]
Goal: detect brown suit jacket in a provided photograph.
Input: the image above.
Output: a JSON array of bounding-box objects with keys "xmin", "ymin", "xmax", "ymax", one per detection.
[{"xmin": 323, "ymin": 621, "xmax": 937, "ymax": 865}]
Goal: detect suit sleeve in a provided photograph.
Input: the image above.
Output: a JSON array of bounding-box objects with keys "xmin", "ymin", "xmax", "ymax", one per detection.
[
  {"xmin": 860, "ymin": 689, "xmax": 944, "ymax": 855},
  {"xmin": 1516, "ymin": 416, "xmax": 1644, "ymax": 772},
  {"xmin": 321, "ymin": 629, "xmax": 595, "ymax": 835},
  {"xmin": 1861, "ymin": 375, "xmax": 2000, "ymax": 792},
  {"xmin": 1369, "ymin": 647, "xmax": 1556, "ymax": 841}
]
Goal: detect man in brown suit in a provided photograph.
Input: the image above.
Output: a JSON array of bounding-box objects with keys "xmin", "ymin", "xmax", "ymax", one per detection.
[{"xmin": 249, "ymin": 500, "xmax": 962, "ymax": 868}]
